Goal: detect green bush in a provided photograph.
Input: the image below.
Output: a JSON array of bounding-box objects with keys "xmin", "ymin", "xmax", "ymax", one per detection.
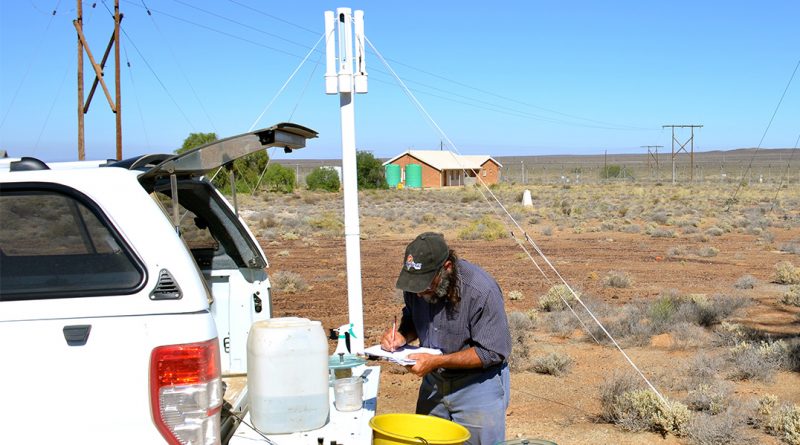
[
  {"xmin": 306, "ymin": 167, "xmax": 341, "ymax": 192},
  {"xmin": 263, "ymin": 163, "xmax": 296, "ymax": 193},
  {"xmin": 601, "ymin": 164, "xmax": 622, "ymax": 179},
  {"xmin": 356, "ymin": 151, "xmax": 388, "ymax": 189}
]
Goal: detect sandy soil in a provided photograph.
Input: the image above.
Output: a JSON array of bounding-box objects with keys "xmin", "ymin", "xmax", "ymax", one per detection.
[{"xmin": 262, "ymin": 229, "xmax": 800, "ymax": 445}]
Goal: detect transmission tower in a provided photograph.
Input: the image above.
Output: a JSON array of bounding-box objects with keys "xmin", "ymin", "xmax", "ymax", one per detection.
[
  {"xmin": 662, "ymin": 125, "xmax": 702, "ymax": 183},
  {"xmin": 642, "ymin": 145, "xmax": 664, "ymax": 180}
]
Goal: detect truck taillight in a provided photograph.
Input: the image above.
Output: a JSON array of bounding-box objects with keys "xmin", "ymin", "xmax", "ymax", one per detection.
[{"xmin": 150, "ymin": 339, "xmax": 223, "ymax": 445}]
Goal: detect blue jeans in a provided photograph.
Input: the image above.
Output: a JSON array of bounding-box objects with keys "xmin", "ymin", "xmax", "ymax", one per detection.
[{"xmin": 416, "ymin": 363, "xmax": 510, "ymax": 445}]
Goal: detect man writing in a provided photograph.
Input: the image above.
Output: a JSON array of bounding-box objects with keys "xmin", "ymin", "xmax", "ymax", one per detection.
[{"xmin": 381, "ymin": 232, "xmax": 512, "ymax": 445}]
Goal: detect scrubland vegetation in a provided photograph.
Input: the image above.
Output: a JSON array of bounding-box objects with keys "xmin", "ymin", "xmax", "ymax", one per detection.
[{"xmin": 238, "ymin": 180, "xmax": 800, "ymax": 445}]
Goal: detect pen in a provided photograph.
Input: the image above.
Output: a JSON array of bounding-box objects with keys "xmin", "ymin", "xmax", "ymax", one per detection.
[{"xmin": 391, "ymin": 316, "xmax": 397, "ymax": 351}]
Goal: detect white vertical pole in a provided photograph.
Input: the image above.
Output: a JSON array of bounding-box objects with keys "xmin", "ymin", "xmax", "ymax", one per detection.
[{"xmin": 326, "ymin": 7, "xmax": 366, "ymax": 353}]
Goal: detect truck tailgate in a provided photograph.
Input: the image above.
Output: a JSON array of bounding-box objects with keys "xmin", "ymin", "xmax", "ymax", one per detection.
[{"xmin": 0, "ymin": 312, "xmax": 216, "ymax": 445}]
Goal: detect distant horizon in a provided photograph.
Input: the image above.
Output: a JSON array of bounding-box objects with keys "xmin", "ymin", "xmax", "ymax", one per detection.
[{"xmin": 3, "ymin": 142, "xmax": 796, "ymax": 164}]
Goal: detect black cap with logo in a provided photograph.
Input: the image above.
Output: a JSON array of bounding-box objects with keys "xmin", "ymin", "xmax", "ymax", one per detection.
[{"xmin": 395, "ymin": 232, "xmax": 449, "ymax": 293}]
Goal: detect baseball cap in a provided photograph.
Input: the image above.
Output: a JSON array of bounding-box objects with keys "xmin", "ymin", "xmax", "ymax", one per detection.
[{"xmin": 395, "ymin": 232, "xmax": 449, "ymax": 293}]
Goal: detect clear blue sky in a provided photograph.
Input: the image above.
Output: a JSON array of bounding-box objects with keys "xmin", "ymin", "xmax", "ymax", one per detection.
[{"xmin": 1, "ymin": 1, "xmax": 798, "ymax": 162}]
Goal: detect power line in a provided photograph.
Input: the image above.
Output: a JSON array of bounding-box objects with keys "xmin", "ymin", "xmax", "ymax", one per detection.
[
  {"xmin": 152, "ymin": 1, "xmax": 655, "ymax": 132},
  {"xmin": 0, "ymin": 0, "xmax": 62, "ymax": 131},
  {"xmin": 728, "ymin": 58, "xmax": 800, "ymax": 207},
  {"xmin": 139, "ymin": 0, "xmax": 218, "ymax": 133},
  {"xmin": 114, "ymin": 21, "xmax": 198, "ymax": 131}
]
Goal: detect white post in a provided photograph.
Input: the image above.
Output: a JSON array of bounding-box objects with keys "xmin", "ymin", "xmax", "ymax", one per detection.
[
  {"xmin": 324, "ymin": 11, "xmax": 337, "ymax": 94},
  {"xmin": 325, "ymin": 7, "xmax": 367, "ymax": 354}
]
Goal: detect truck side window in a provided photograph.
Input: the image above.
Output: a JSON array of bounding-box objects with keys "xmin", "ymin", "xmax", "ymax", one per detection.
[{"xmin": 0, "ymin": 187, "xmax": 145, "ymax": 301}]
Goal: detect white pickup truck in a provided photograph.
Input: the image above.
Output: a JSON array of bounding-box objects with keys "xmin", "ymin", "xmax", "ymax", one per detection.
[{"xmin": 0, "ymin": 123, "xmax": 318, "ymax": 445}]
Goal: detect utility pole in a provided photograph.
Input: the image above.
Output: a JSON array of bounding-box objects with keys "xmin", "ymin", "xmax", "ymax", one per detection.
[
  {"xmin": 642, "ymin": 145, "xmax": 663, "ymax": 180},
  {"xmin": 75, "ymin": 0, "xmax": 123, "ymax": 160},
  {"xmin": 662, "ymin": 125, "xmax": 702, "ymax": 183},
  {"xmin": 77, "ymin": 0, "xmax": 84, "ymax": 160},
  {"xmin": 325, "ymin": 8, "xmax": 367, "ymax": 354}
]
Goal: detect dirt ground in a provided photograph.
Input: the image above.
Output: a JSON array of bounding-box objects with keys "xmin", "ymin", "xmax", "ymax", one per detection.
[{"xmin": 261, "ymin": 228, "xmax": 800, "ymax": 445}]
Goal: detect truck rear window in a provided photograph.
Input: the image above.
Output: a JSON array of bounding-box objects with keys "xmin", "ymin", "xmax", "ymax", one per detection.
[{"xmin": 0, "ymin": 185, "xmax": 145, "ymax": 301}]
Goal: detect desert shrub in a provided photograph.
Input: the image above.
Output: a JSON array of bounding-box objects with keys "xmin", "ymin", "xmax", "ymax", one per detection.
[
  {"xmin": 307, "ymin": 212, "xmax": 343, "ymax": 234},
  {"xmin": 508, "ymin": 290, "xmax": 524, "ymax": 301},
  {"xmin": 600, "ymin": 372, "xmax": 643, "ymax": 422},
  {"xmin": 531, "ymin": 352, "xmax": 572, "ymax": 376},
  {"xmin": 779, "ymin": 242, "xmax": 800, "ymax": 255},
  {"xmin": 696, "ymin": 246, "xmax": 719, "ymax": 257},
  {"xmin": 649, "ymin": 296, "xmax": 677, "ymax": 329},
  {"xmin": 460, "ymin": 189, "xmax": 481, "ymax": 203},
  {"xmin": 774, "ymin": 404, "xmax": 800, "ymax": 445},
  {"xmin": 305, "ymin": 166, "xmax": 341, "ymax": 192},
  {"xmin": 785, "ymin": 339, "xmax": 800, "ymax": 372},
  {"xmin": 684, "ymin": 352, "xmax": 724, "ymax": 387},
  {"xmin": 685, "ymin": 381, "xmax": 733, "ymax": 414},
  {"xmin": 508, "ymin": 311, "xmax": 534, "ymax": 372},
  {"xmin": 600, "ymin": 164, "xmax": 622, "ymax": 179},
  {"xmin": 649, "ymin": 211, "xmax": 670, "ymax": 225},
  {"xmin": 757, "ymin": 396, "xmax": 800, "ymax": 445},
  {"xmin": 651, "ymin": 228, "xmax": 676, "ymax": 238},
  {"xmin": 675, "ymin": 294, "xmax": 748, "ymax": 327},
  {"xmin": 685, "ymin": 409, "xmax": 752, "ymax": 445},
  {"xmin": 457, "ymin": 215, "xmax": 507, "ymax": 241},
  {"xmin": 601, "ymin": 378, "xmax": 689, "ymax": 435},
  {"xmin": 541, "ymin": 226, "xmax": 553, "ymax": 236},
  {"xmin": 705, "ymin": 227, "xmax": 725, "ymax": 237},
  {"xmin": 775, "ymin": 261, "xmax": 800, "ymax": 284},
  {"xmin": 669, "ymin": 322, "xmax": 712, "ymax": 349},
  {"xmin": 544, "ymin": 310, "xmax": 581, "ymax": 337},
  {"xmin": 538, "ymin": 284, "xmax": 578, "ymax": 311},
  {"xmin": 734, "ymin": 275, "xmax": 758, "ymax": 289},
  {"xmin": 727, "ymin": 340, "xmax": 787, "ymax": 381},
  {"xmin": 271, "ymin": 270, "xmax": 308, "ymax": 293},
  {"xmin": 622, "ymin": 224, "xmax": 641, "ymax": 233},
  {"xmin": 667, "ymin": 245, "xmax": 688, "ymax": 257},
  {"xmin": 590, "ymin": 303, "xmax": 652, "ymax": 346},
  {"xmin": 600, "ymin": 221, "xmax": 616, "ymax": 231},
  {"xmin": 781, "ymin": 285, "xmax": 800, "ymax": 306},
  {"xmin": 604, "ymin": 270, "xmax": 632, "ymax": 288}
]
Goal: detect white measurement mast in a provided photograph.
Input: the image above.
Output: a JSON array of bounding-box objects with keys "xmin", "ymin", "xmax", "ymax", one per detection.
[{"xmin": 325, "ymin": 8, "xmax": 368, "ymax": 353}]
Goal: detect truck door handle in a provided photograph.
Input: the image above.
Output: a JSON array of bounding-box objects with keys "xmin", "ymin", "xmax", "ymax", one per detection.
[{"xmin": 63, "ymin": 325, "xmax": 92, "ymax": 346}]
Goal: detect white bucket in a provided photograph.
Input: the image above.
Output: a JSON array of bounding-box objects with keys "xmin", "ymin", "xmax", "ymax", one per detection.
[{"xmin": 247, "ymin": 317, "xmax": 329, "ymax": 433}]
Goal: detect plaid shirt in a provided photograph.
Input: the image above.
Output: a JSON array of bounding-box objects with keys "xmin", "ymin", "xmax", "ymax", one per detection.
[{"xmin": 399, "ymin": 259, "xmax": 511, "ymax": 368}]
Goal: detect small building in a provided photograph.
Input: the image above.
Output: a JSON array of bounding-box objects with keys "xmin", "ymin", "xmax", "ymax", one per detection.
[{"xmin": 382, "ymin": 150, "xmax": 502, "ymax": 188}]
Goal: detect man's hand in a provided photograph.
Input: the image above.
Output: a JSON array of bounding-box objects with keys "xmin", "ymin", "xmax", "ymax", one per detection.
[
  {"xmin": 407, "ymin": 353, "xmax": 442, "ymax": 377},
  {"xmin": 380, "ymin": 326, "xmax": 406, "ymax": 352}
]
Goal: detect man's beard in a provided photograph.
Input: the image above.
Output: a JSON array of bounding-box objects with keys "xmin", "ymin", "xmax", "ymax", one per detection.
[{"xmin": 421, "ymin": 269, "xmax": 451, "ymax": 304}]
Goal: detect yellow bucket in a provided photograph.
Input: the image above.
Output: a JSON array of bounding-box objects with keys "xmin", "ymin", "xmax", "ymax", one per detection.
[{"xmin": 369, "ymin": 414, "xmax": 471, "ymax": 445}]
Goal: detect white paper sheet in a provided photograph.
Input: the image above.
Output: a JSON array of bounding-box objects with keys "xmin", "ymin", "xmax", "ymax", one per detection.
[{"xmin": 364, "ymin": 344, "xmax": 442, "ymax": 365}]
